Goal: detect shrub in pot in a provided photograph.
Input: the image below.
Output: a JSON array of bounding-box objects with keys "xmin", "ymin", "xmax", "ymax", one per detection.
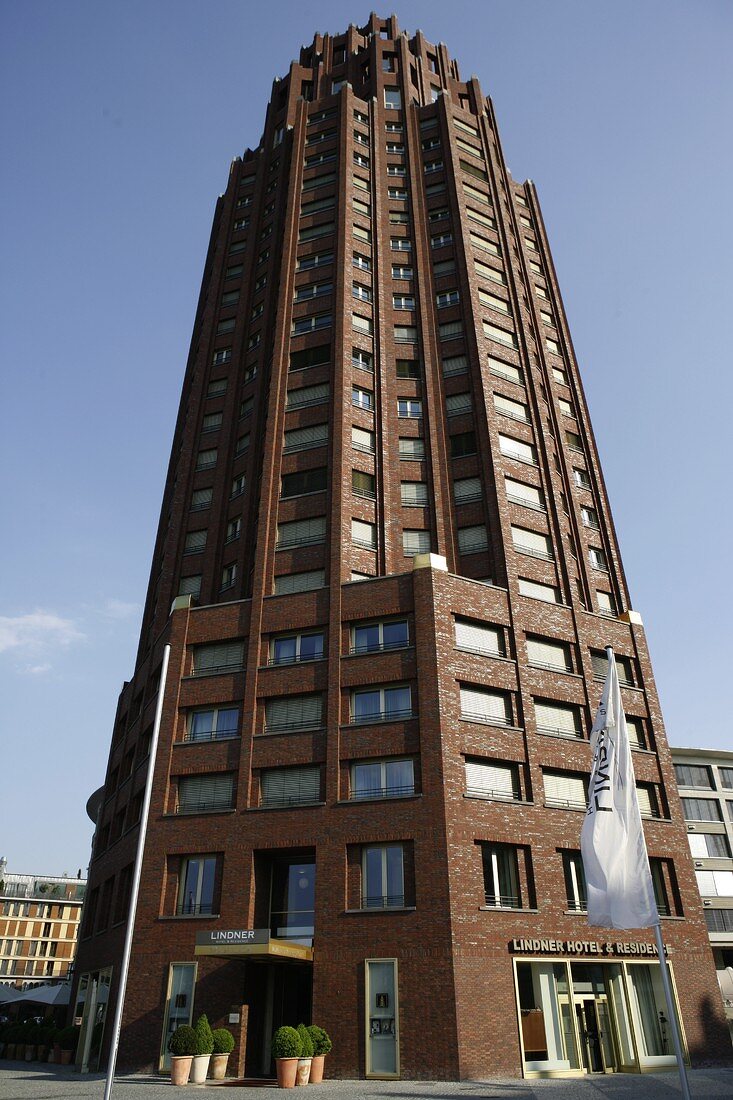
[
  {"xmin": 190, "ymin": 1014, "xmax": 214, "ymax": 1084},
  {"xmin": 168, "ymin": 1024, "xmax": 197, "ymax": 1086},
  {"xmin": 271, "ymin": 1025, "xmax": 301, "ymax": 1089},
  {"xmin": 305, "ymin": 1026, "xmax": 331, "ymax": 1084},
  {"xmin": 210, "ymin": 1027, "xmax": 235, "ymax": 1080},
  {"xmin": 295, "ymin": 1024, "xmax": 313, "ymax": 1087},
  {"xmin": 58, "ymin": 1025, "xmax": 80, "ymax": 1065},
  {"xmin": 23, "ymin": 1021, "xmax": 37, "ymax": 1061}
]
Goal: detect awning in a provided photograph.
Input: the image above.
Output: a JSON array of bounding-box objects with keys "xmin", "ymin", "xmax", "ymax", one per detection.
[{"xmin": 195, "ymin": 937, "xmax": 312, "ymax": 962}]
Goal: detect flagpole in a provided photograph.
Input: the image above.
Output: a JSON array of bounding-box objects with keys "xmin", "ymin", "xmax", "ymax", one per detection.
[
  {"xmin": 103, "ymin": 643, "xmax": 171, "ymax": 1100},
  {"xmin": 652, "ymin": 921, "xmax": 691, "ymax": 1100}
]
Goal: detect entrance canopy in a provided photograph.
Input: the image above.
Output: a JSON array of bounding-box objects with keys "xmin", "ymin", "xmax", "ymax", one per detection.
[{"xmin": 194, "ymin": 928, "xmax": 313, "ymax": 962}]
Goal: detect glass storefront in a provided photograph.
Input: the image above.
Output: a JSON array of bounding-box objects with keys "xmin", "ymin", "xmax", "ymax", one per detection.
[
  {"xmin": 159, "ymin": 962, "xmax": 197, "ymax": 1070},
  {"xmin": 365, "ymin": 958, "xmax": 400, "ymax": 1077},
  {"xmin": 514, "ymin": 957, "xmax": 686, "ymax": 1077}
]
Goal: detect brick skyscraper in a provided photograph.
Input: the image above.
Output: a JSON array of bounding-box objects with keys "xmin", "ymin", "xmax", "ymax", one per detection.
[{"xmin": 72, "ymin": 13, "xmax": 730, "ymax": 1081}]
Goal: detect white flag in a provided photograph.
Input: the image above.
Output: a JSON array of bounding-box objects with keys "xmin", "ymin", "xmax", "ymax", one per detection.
[{"xmin": 580, "ymin": 649, "xmax": 658, "ymax": 929}]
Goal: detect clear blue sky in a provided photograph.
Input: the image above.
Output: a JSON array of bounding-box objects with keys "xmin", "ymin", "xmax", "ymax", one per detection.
[{"xmin": 1, "ymin": 1, "xmax": 732, "ymax": 875}]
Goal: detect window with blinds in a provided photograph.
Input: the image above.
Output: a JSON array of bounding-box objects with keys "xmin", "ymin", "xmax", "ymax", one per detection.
[
  {"xmin": 403, "ymin": 529, "xmax": 431, "ymax": 556},
  {"xmin": 590, "ymin": 650, "xmax": 635, "ymax": 687},
  {"xmin": 696, "ymin": 869, "xmax": 733, "ymax": 897},
  {"xmin": 454, "ymin": 476, "xmax": 482, "ymax": 503},
  {"xmin": 467, "ymin": 208, "xmax": 496, "ymax": 230},
  {"xmin": 499, "ymin": 434, "xmax": 536, "ymax": 464},
  {"xmin": 260, "ymin": 766, "xmax": 321, "ymax": 807},
  {"xmin": 284, "ymin": 423, "xmax": 329, "ymax": 452},
  {"xmin": 454, "ymin": 618, "xmax": 504, "ymax": 657},
  {"xmin": 352, "ymin": 519, "xmax": 377, "ymax": 549},
  {"xmin": 483, "ymin": 321, "xmax": 517, "ymax": 349},
  {"xmin": 196, "ymin": 448, "xmax": 218, "ymax": 470},
  {"xmin": 276, "ymin": 516, "xmax": 326, "ymax": 549},
  {"xmin": 192, "ymin": 642, "xmax": 245, "ymax": 676},
  {"xmin": 399, "ymin": 437, "xmax": 425, "ymax": 459},
  {"xmin": 674, "ymin": 763, "xmax": 713, "ymax": 789},
  {"xmin": 625, "ymin": 716, "xmax": 646, "ymax": 749},
  {"xmin": 443, "ymin": 354, "xmax": 468, "ymax": 376},
  {"xmin": 445, "ymin": 393, "xmax": 472, "ymax": 417},
  {"xmin": 184, "ymin": 530, "xmax": 207, "ymax": 554},
  {"xmin": 470, "ymin": 231, "xmax": 500, "ymax": 256},
  {"xmin": 475, "ymin": 260, "xmax": 506, "ymax": 286},
  {"xmin": 519, "ymin": 578, "xmax": 560, "ymax": 604},
  {"xmin": 458, "ymin": 525, "xmax": 489, "ymax": 554},
  {"xmin": 265, "ymin": 693, "xmax": 323, "ymax": 732},
  {"xmin": 191, "ymin": 487, "xmax": 213, "ymax": 511},
  {"xmin": 505, "ymin": 478, "xmax": 544, "ymax": 509},
  {"xmin": 681, "ymin": 797, "xmax": 722, "ymax": 821},
  {"xmin": 439, "ymin": 321, "xmax": 463, "ymax": 340},
  {"xmin": 489, "ymin": 357, "xmax": 522, "ymax": 384},
  {"xmin": 274, "ymin": 570, "xmax": 325, "ymax": 595},
  {"xmin": 286, "ymin": 382, "xmax": 330, "ymax": 409},
  {"xmin": 465, "ymin": 759, "xmax": 521, "ymax": 801},
  {"xmin": 534, "ymin": 700, "xmax": 582, "ymax": 739},
  {"xmin": 401, "ymin": 482, "xmax": 428, "ymax": 506},
  {"xmin": 637, "ymin": 784, "xmax": 660, "ymax": 818},
  {"xmin": 543, "ymin": 770, "xmax": 587, "ymax": 810},
  {"xmin": 352, "ymin": 425, "xmax": 375, "ymax": 453},
  {"xmin": 511, "ymin": 526, "xmax": 553, "ymax": 560},
  {"xmin": 526, "ymin": 637, "xmax": 571, "ymax": 672},
  {"xmin": 480, "ymin": 291, "xmax": 510, "ymax": 315},
  {"xmin": 178, "ymin": 575, "xmax": 201, "ymax": 597},
  {"xmin": 177, "ymin": 773, "xmax": 235, "ymax": 814},
  {"xmin": 202, "ymin": 412, "xmax": 223, "ymax": 432},
  {"xmin": 459, "ymin": 686, "xmax": 512, "ymax": 726},
  {"xmin": 494, "ymin": 393, "xmax": 528, "ymax": 422},
  {"xmin": 689, "ymin": 832, "xmax": 731, "ymax": 859}
]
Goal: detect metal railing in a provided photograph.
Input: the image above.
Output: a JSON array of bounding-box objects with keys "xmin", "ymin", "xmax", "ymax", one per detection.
[
  {"xmin": 350, "ymin": 708, "xmax": 414, "ymax": 725},
  {"xmin": 350, "ymin": 784, "xmax": 415, "ymax": 801},
  {"xmin": 484, "ymin": 893, "xmax": 521, "ymax": 909},
  {"xmin": 361, "ymin": 894, "xmax": 406, "ymax": 909}
]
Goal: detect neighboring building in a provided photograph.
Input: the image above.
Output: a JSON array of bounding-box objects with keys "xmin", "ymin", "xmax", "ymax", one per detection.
[
  {"xmin": 0, "ymin": 857, "xmax": 86, "ymax": 988},
  {"xmin": 671, "ymin": 748, "xmax": 733, "ymax": 1030},
  {"xmin": 72, "ymin": 13, "xmax": 731, "ymax": 1081}
]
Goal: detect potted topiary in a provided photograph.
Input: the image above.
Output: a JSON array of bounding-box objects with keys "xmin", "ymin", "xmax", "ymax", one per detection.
[
  {"xmin": 58, "ymin": 1024, "xmax": 80, "ymax": 1065},
  {"xmin": 295, "ymin": 1024, "xmax": 313, "ymax": 1086},
  {"xmin": 190, "ymin": 1014, "xmax": 214, "ymax": 1084},
  {"xmin": 305, "ymin": 1026, "xmax": 331, "ymax": 1084},
  {"xmin": 271, "ymin": 1025, "xmax": 301, "ymax": 1089},
  {"xmin": 23, "ymin": 1021, "xmax": 36, "ymax": 1061},
  {"xmin": 210, "ymin": 1027, "xmax": 235, "ymax": 1080},
  {"xmin": 44, "ymin": 1025, "xmax": 58, "ymax": 1063},
  {"xmin": 168, "ymin": 1024, "xmax": 197, "ymax": 1085}
]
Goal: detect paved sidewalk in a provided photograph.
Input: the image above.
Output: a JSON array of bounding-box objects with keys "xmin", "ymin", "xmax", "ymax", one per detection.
[{"xmin": 1, "ymin": 1062, "xmax": 733, "ymax": 1099}]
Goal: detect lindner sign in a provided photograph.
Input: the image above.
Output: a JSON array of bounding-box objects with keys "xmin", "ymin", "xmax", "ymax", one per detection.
[{"xmin": 196, "ymin": 928, "xmax": 269, "ymax": 946}]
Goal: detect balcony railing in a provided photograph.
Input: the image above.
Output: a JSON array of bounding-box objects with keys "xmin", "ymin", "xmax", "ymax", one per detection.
[
  {"xmin": 182, "ymin": 729, "xmax": 238, "ymax": 744},
  {"xmin": 545, "ymin": 796, "xmax": 587, "ymax": 811},
  {"xmin": 361, "ymin": 893, "xmax": 406, "ymax": 909},
  {"xmin": 566, "ymin": 897, "xmax": 588, "ymax": 912},
  {"xmin": 176, "ymin": 799, "xmax": 234, "ymax": 815},
  {"xmin": 350, "ymin": 784, "xmax": 415, "ymax": 801},
  {"xmin": 536, "ymin": 723, "xmax": 584, "ymax": 740},
  {"xmin": 176, "ymin": 900, "xmax": 215, "ymax": 916},
  {"xmin": 466, "ymin": 785, "xmax": 521, "ymax": 802},
  {"xmin": 350, "ymin": 708, "xmax": 414, "ymax": 725},
  {"xmin": 460, "ymin": 710, "xmax": 512, "ymax": 728},
  {"xmin": 349, "ymin": 639, "xmax": 409, "ymax": 655},
  {"xmin": 484, "ymin": 893, "xmax": 522, "ymax": 909}
]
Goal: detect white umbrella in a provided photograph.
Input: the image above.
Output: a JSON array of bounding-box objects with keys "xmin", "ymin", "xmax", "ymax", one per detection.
[
  {"xmin": 0, "ymin": 986, "xmax": 24, "ymax": 1004},
  {"xmin": 16, "ymin": 984, "xmax": 71, "ymax": 1006}
]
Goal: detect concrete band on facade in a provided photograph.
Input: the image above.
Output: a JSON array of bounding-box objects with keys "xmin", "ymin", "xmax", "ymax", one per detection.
[{"xmin": 71, "ymin": 11, "xmax": 732, "ymax": 1082}]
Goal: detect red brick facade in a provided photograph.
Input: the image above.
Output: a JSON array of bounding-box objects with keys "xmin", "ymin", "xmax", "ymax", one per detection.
[{"xmin": 72, "ymin": 13, "xmax": 731, "ymax": 1080}]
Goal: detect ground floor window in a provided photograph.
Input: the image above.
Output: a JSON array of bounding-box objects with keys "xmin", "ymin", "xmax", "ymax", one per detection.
[
  {"xmin": 515, "ymin": 958, "xmax": 685, "ymax": 1076},
  {"xmin": 160, "ymin": 962, "xmax": 197, "ymax": 1070},
  {"xmin": 74, "ymin": 966, "xmax": 112, "ymax": 1071},
  {"xmin": 365, "ymin": 958, "xmax": 400, "ymax": 1077}
]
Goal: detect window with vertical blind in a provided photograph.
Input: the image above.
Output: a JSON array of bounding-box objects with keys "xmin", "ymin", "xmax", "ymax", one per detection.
[
  {"xmin": 494, "ymin": 393, "xmax": 529, "ymax": 422},
  {"xmin": 526, "ymin": 637, "xmax": 572, "ymax": 672},
  {"xmin": 176, "ymin": 773, "xmax": 235, "ymax": 814},
  {"xmin": 511, "ymin": 526, "xmax": 553, "ymax": 560},
  {"xmin": 284, "ymin": 423, "xmax": 329, "ymax": 452},
  {"xmin": 674, "ymin": 763, "xmax": 713, "ymax": 789},
  {"xmin": 454, "ymin": 477, "xmax": 482, "ymax": 503},
  {"xmin": 192, "ymin": 642, "xmax": 245, "ymax": 675},
  {"xmin": 454, "ymin": 618, "xmax": 505, "ymax": 657},
  {"xmin": 459, "ymin": 685, "xmax": 512, "ymax": 726},
  {"xmin": 590, "ymin": 650, "xmax": 635, "ymax": 686},
  {"xmin": 681, "ymin": 797, "xmax": 722, "ymax": 821},
  {"xmin": 403, "ymin": 529, "xmax": 431, "ymax": 556},
  {"xmin": 276, "ymin": 516, "xmax": 326, "ymax": 549},
  {"xmin": 196, "ymin": 448, "xmax": 217, "ymax": 470},
  {"xmin": 458, "ymin": 525, "xmax": 489, "ymax": 554},
  {"xmin": 399, "ymin": 437, "xmax": 425, "ymax": 459},
  {"xmin": 637, "ymin": 784, "xmax": 661, "ymax": 818},
  {"xmin": 265, "ymin": 694, "xmax": 323, "ymax": 732},
  {"xmin": 720, "ymin": 767, "xmax": 733, "ymax": 789},
  {"xmin": 274, "ymin": 570, "xmax": 325, "ymax": 595},
  {"xmin": 260, "ymin": 766, "xmax": 321, "ymax": 807},
  {"xmin": 534, "ymin": 700, "xmax": 583, "ymax": 739},
  {"xmin": 688, "ymin": 832, "xmax": 731, "ymax": 858},
  {"xmin": 518, "ymin": 578, "xmax": 560, "ymax": 604},
  {"xmin": 543, "ymin": 770, "xmax": 587, "ymax": 810},
  {"xmin": 465, "ymin": 759, "xmax": 521, "ymax": 801},
  {"xmin": 401, "ymin": 481, "xmax": 428, "ymax": 506},
  {"xmin": 499, "ymin": 435, "xmax": 536, "ymax": 464}
]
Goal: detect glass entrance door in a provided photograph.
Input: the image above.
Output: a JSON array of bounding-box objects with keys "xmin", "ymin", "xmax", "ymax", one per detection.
[{"xmin": 574, "ymin": 996, "xmax": 616, "ymax": 1073}]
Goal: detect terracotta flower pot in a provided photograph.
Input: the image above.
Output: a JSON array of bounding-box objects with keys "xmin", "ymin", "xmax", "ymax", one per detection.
[
  {"xmin": 59, "ymin": 1049, "xmax": 73, "ymax": 1065},
  {"xmin": 295, "ymin": 1057, "xmax": 311, "ymax": 1086},
  {"xmin": 308, "ymin": 1054, "xmax": 325, "ymax": 1083},
  {"xmin": 170, "ymin": 1054, "xmax": 193, "ymax": 1085},
  {"xmin": 209, "ymin": 1052, "xmax": 230, "ymax": 1080},
  {"xmin": 190, "ymin": 1053, "xmax": 211, "ymax": 1083},
  {"xmin": 275, "ymin": 1056, "xmax": 298, "ymax": 1088}
]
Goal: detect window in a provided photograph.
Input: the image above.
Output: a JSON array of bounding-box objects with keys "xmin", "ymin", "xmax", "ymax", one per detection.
[
  {"xmin": 534, "ymin": 700, "xmax": 583, "ymax": 739},
  {"xmin": 465, "ymin": 759, "xmax": 521, "ymax": 801},
  {"xmin": 458, "ymin": 525, "xmax": 488, "ymax": 554},
  {"xmin": 511, "ymin": 525, "xmax": 553, "ymax": 560},
  {"xmin": 276, "ymin": 516, "xmax": 326, "ymax": 549},
  {"xmin": 460, "ymin": 685, "xmax": 512, "ymax": 726},
  {"xmin": 590, "ymin": 649, "xmax": 635, "ymax": 686},
  {"xmin": 284, "ymin": 423, "xmax": 329, "ymax": 452},
  {"xmin": 470, "ymin": 231, "xmax": 500, "ymax": 256},
  {"xmin": 436, "ymin": 290, "xmax": 459, "ymax": 308},
  {"xmin": 261, "ymin": 766, "xmax": 321, "ymax": 807},
  {"xmin": 481, "ymin": 844, "xmax": 522, "ymax": 908},
  {"xmin": 397, "ymin": 398, "xmax": 422, "ymax": 418},
  {"xmin": 674, "ymin": 763, "xmax": 713, "ymax": 789},
  {"xmin": 265, "ymin": 693, "xmax": 322, "ymax": 732},
  {"xmin": 494, "ymin": 393, "xmax": 528, "ymax": 422},
  {"xmin": 298, "ymin": 222, "xmax": 335, "ymax": 243},
  {"xmin": 351, "ymin": 619, "xmax": 409, "ymax": 655},
  {"xmin": 176, "ymin": 773, "xmax": 235, "ymax": 814},
  {"xmin": 721, "ymin": 767, "xmax": 733, "ymax": 789},
  {"xmin": 352, "ymin": 385, "xmax": 373, "ymax": 410},
  {"xmin": 388, "ymin": 187, "xmax": 407, "ymax": 200},
  {"xmin": 235, "ymin": 433, "xmax": 249, "ymax": 456},
  {"xmin": 206, "ymin": 379, "xmax": 227, "ymax": 398},
  {"xmin": 363, "ymin": 845, "xmax": 404, "ymax": 908},
  {"xmin": 566, "ymin": 429, "xmax": 583, "ymax": 451},
  {"xmin": 391, "ymin": 236, "xmax": 412, "ymax": 252},
  {"xmin": 187, "ymin": 706, "xmax": 239, "ymax": 743},
  {"xmin": 446, "ymin": 392, "xmax": 472, "ymax": 417},
  {"xmin": 489, "ymin": 357, "xmax": 521, "ymax": 384},
  {"xmin": 526, "ymin": 636, "xmax": 572, "ymax": 672},
  {"xmin": 302, "ymin": 171, "xmax": 336, "ymax": 192},
  {"xmin": 231, "ymin": 474, "xmax": 246, "ymax": 498},
  {"xmin": 354, "ymin": 199, "xmax": 371, "ymax": 218},
  {"xmin": 297, "ymin": 251, "xmax": 333, "ymax": 272},
  {"xmin": 424, "ymin": 158, "xmax": 443, "ymax": 174},
  {"xmin": 476, "ymin": 262, "xmax": 506, "ymax": 287},
  {"xmin": 352, "ymin": 469, "xmax": 376, "ymax": 498},
  {"xmin": 352, "ymin": 518, "xmax": 377, "ymax": 549},
  {"xmin": 454, "ymin": 618, "xmax": 505, "ymax": 657},
  {"xmin": 680, "ymin": 797, "xmax": 722, "ymax": 821},
  {"xmin": 384, "ymin": 87, "xmax": 402, "ymax": 110},
  {"xmin": 393, "ymin": 294, "xmax": 415, "ymax": 310},
  {"xmin": 280, "ymin": 467, "xmax": 328, "ymax": 498},
  {"xmin": 519, "ymin": 578, "xmax": 561, "ymax": 604},
  {"xmin": 403, "ymin": 529, "xmax": 430, "ymax": 556},
  {"xmin": 352, "ymin": 313, "xmax": 373, "ymax": 336},
  {"xmin": 562, "ymin": 851, "xmax": 587, "ymax": 911},
  {"xmin": 483, "ymin": 321, "xmax": 517, "ymax": 349},
  {"xmin": 353, "ymin": 253, "xmax": 371, "ymax": 272},
  {"xmin": 196, "ymin": 448, "xmax": 217, "ymax": 470},
  {"xmin": 270, "ymin": 631, "xmax": 324, "ymax": 666},
  {"xmin": 177, "ymin": 856, "xmax": 217, "ymax": 916},
  {"xmin": 294, "ymin": 281, "xmax": 332, "ymax": 302},
  {"xmin": 505, "ymin": 477, "xmax": 544, "ymax": 510},
  {"xmin": 396, "ymin": 358, "xmax": 420, "ymax": 378},
  {"xmin": 184, "ymin": 530, "xmax": 207, "ymax": 555},
  {"xmin": 695, "ymin": 869, "xmax": 733, "ymax": 898},
  {"xmin": 274, "ymin": 570, "xmax": 325, "ymax": 595},
  {"xmin": 178, "ymin": 575, "xmax": 201, "ymax": 598},
  {"xmin": 395, "ymin": 325, "xmax": 418, "ymax": 343},
  {"xmin": 637, "ymin": 783, "xmax": 662, "ymax": 819},
  {"xmin": 401, "ymin": 481, "xmax": 428, "ymax": 506},
  {"xmin": 289, "ymin": 344, "xmax": 330, "ymax": 371},
  {"xmin": 573, "ymin": 467, "xmax": 591, "ymax": 489},
  {"xmin": 442, "ymin": 354, "xmax": 467, "ymax": 377},
  {"xmin": 352, "ymin": 425, "xmax": 375, "ymax": 453},
  {"xmin": 589, "ymin": 546, "xmax": 608, "ymax": 571},
  {"xmin": 544, "ymin": 770, "xmax": 587, "ymax": 811},
  {"xmin": 353, "ymin": 152, "xmax": 370, "ymax": 170},
  {"xmin": 450, "ymin": 430, "xmax": 477, "ymax": 458},
  {"xmin": 292, "ymin": 313, "xmax": 332, "ymax": 335},
  {"xmin": 389, "ymin": 210, "xmax": 409, "ymax": 225},
  {"xmin": 625, "ymin": 715, "xmax": 647, "ymax": 750},
  {"xmin": 352, "ymin": 685, "xmax": 412, "ymax": 723},
  {"xmin": 454, "ymin": 476, "xmax": 482, "ymax": 503},
  {"xmin": 192, "ymin": 642, "xmax": 244, "ymax": 676},
  {"xmin": 353, "ymin": 283, "xmax": 372, "ymax": 302},
  {"xmin": 225, "ymin": 518, "xmax": 241, "ymax": 543},
  {"xmin": 399, "ymin": 436, "xmax": 425, "ymax": 459},
  {"xmin": 286, "ymin": 382, "xmax": 330, "ymax": 409},
  {"xmin": 431, "ymin": 231, "xmax": 452, "ymax": 249},
  {"xmin": 688, "ymin": 832, "xmax": 731, "ymax": 859},
  {"xmin": 351, "ymin": 759, "xmax": 414, "ymax": 800},
  {"xmin": 216, "ymin": 318, "xmax": 235, "ymax": 335}
]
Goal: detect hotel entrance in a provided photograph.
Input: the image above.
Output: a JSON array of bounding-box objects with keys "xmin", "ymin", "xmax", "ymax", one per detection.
[{"xmin": 513, "ymin": 951, "xmax": 687, "ymax": 1077}]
